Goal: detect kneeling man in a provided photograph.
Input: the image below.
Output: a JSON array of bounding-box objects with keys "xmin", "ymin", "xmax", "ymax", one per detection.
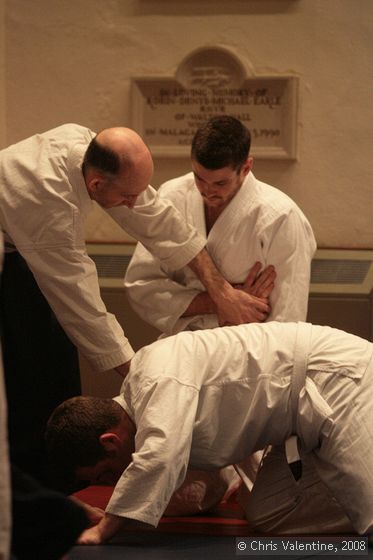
[{"xmin": 46, "ymin": 321, "xmax": 373, "ymax": 543}]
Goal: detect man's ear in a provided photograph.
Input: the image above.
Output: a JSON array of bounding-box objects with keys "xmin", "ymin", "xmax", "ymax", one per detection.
[
  {"xmin": 99, "ymin": 433, "xmax": 122, "ymax": 455},
  {"xmin": 85, "ymin": 170, "xmax": 104, "ymax": 197},
  {"xmin": 242, "ymin": 156, "xmax": 254, "ymax": 177}
]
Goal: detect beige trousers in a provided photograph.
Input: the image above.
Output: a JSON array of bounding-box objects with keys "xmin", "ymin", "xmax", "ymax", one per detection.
[
  {"xmin": 240, "ymin": 352, "xmax": 373, "ymax": 535},
  {"xmin": 241, "ymin": 445, "xmax": 353, "ymax": 535}
]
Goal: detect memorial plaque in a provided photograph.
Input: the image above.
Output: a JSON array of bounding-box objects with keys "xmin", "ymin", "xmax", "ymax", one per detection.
[{"xmin": 131, "ymin": 47, "xmax": 299, "ymax": 159}]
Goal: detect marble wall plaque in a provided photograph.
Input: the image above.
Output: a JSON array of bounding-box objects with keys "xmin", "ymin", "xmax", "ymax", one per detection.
[{"xmin": 131, "ymin": 47, "xmax": 298, "ymax": 159}]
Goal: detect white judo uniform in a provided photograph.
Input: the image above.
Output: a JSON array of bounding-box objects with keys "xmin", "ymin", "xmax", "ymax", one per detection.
[
  {"xmin": 124, "ymin": 171, "xmax": 316, "ymax": 334},
  {"xmin": 109, "ymin": 322, "xmax": 373, "ymax": 534},
  {"xmin": 0, "ymin": 125, "xmax": 206, "ymax": 369}
]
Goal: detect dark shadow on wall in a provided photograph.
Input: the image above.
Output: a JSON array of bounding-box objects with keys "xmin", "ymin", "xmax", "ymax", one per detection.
[{"xmin": 133, "ymin": 0, "xmax": 301, "ymax": 17}]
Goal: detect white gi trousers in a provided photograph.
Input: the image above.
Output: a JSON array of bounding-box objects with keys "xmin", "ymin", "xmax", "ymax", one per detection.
[{"xmin": 242, "ymin": 323, "xmax": 373, "ymax": 535}]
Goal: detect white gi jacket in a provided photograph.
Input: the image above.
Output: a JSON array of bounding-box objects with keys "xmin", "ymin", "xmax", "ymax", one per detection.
[
  {"xmin": 0, "ymin": 125, "xmax": 205, "ymax": 370},
  {"xmin": 124, "ymin": 171, "xmax": 316, "ymax": 334},
  {"xmin": 109, "ymin": 322, "xmax": 373, "ymax": 533}
]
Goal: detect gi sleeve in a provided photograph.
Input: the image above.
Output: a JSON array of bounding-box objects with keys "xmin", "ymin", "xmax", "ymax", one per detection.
[
  {"xmin": 124, "ymin": 241, "xmax": 200, "ymax": 334},
  {"xmin": 2, "ymin": 197, "xmax": 134, "ymax": 371},
  {"xmin": 106, "ymin": 377, "xmax": 199, "ymax": 526},
  {"xmin": 17, "ymin": 244, "xmax": 133, "ymax": 371},
  {"xmin": 264, "ymin": 208, "xmax": 317, "ymax": 322},
  {"xmin": 106, "ymin": 185, "xmax": 206, "ymax": 271}
]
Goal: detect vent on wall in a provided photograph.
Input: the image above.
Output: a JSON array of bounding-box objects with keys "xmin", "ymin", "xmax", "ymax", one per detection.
[
  {"xmin": 86, "ymin": 243, "xmax": 373, "ymax": 296},
  {"xmin": 87, "ymin": 243, "xmax": 135, "ymax": 288},
  {"xmin": 311, "ymin": 260, "xmax": 370, "ymax": 284},
  {"xmin": 310, "ymin": 249, "xmax": 373, "ymax": 295},
  {"xmin": 90, "ymin": 254, "xmax": 132, "ymax": 279}
]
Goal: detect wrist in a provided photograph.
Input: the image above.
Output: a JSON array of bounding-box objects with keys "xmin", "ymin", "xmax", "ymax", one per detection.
[
  {"xmin": 182, "ymin": 291, "xmax": 216, "ymax": 317},
  {"xmin": 208, "ymin": 280, "xmax": 234, "ymax": 304},
  {"xmin": 188, "ymin": 249, "xmax": 231, "ymax": 303},
  {"xmin": 99, "ymin": 513, "xmax": 124, "ymax": 541}
]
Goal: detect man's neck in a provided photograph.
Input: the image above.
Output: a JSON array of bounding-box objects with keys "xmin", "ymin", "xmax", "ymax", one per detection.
[{"xmin": 204, "ymin": 201, "xmax": 230, "ymax": 234}]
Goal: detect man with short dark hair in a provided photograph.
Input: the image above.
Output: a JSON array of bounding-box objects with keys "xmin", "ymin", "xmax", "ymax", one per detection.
[
  {"xmin": 0, "ymin": 123, "xmax": 267, "ymax": 482},
  {"xmin": 125, "ymin": 116, "xmax": 316, "ymax": 493},
  {"xmin": 125, "ymin": 116, "xmax": 316, "ymax": 335},
  {"xmin": 46, "ymin": 321, "xmax": 373, "ymax": 544},
  {"xmin": 191, "ymin": 113, "xmax": 251, "ymax": 170}
]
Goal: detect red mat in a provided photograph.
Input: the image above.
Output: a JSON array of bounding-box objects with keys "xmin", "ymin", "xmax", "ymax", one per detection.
[{"xmin": 72, "ymin": 485, "xmax": 252, "ymax": 536}]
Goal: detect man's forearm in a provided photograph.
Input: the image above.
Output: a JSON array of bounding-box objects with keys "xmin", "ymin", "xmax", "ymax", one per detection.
[
  {"xmin": 181, "ymin": 291, "xmax": 216, "ymax": 317},
  {"xmin": 187, "ymin": 248, "xmax": 231, "ymax": 303}
]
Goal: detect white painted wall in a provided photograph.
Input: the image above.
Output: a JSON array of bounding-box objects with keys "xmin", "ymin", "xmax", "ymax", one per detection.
[{"xmin": 3, "ymin": 0, "xmax": 373, "ymax": 247}]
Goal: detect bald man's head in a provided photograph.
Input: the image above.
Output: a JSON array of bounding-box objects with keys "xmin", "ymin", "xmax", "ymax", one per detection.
[{"xmin": 82, "ymin": 127, "xmax": 154, "ymax": 209}]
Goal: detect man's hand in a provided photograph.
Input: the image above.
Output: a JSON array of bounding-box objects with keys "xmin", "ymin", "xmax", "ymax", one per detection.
[
  {"xmin": 77, "ymin": 524, "xmax": 104, "ymax": 545},
  {"xmin": 187, "ymin": 250, "xmax": 274, "ymax": 324},
  {"xmin": 69, "ymin": 496, "xmax": 105, "ymax": 526},
  {"xmin": 216, "ymin": 262, "xmax": 275, "ymax": 326},
  {"xmin": 216, "ymin": 286, "xmax": 270, "ymax": 326},
  {"xmin": 234, "ymin": 262, "xmax": 276, "ymax": 299},
  {"xmin": 78, "ymin": 513, "xmax": 124, "ymax": 545}
]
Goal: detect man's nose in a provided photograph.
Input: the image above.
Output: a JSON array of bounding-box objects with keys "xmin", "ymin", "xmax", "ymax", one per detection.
[{"xmin": 202, "ymin": 183, "xmax": 215, "ymax": 196}]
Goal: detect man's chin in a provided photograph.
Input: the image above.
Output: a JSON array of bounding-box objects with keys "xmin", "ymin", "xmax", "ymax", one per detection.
[
  {"xmin": 98, "ymin": 202, "xmax": 121, "ymax": 209},
  {"xmin": 205, "ymin": 198, "xmax": 223, "ymax": 207}
]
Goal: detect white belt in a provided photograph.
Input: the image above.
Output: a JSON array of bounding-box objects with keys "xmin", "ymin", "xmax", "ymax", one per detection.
[{"xmin": 285, "ymin": 322, "xmax": 313, "ymax": 464}]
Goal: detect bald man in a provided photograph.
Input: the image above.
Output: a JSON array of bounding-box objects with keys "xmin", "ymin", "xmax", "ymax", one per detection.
[{"xmin": 0, "ymin": 123, "xmax": 268, "ymax": 482}]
